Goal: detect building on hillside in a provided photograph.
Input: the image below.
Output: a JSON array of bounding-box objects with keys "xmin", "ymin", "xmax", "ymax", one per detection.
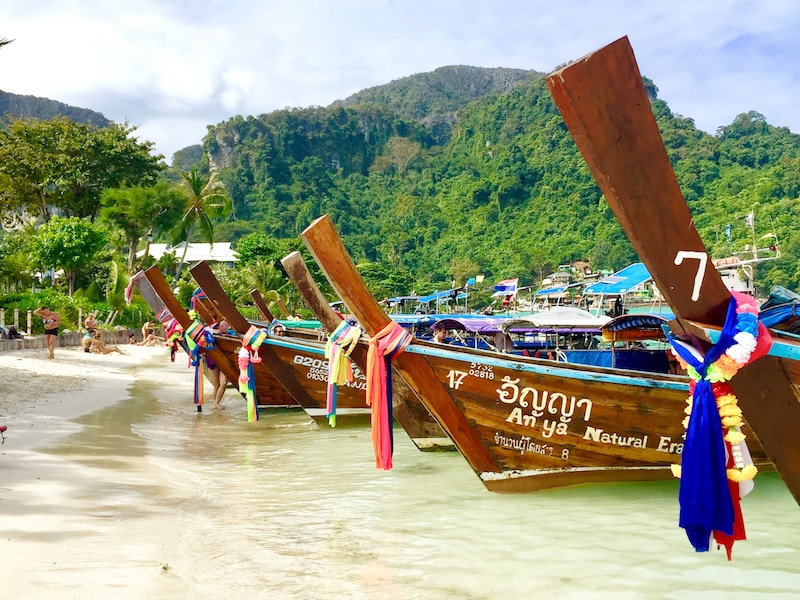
[{"xmin": 136, "ymin": 242, "xmax": 238, "ymax": 268}]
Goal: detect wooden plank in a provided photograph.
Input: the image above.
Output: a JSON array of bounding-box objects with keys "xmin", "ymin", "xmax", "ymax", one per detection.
[
  {"xmin": 547, "ymin": 37, "xmax": 730, "ymax": 324},
  {"xmin": 281, "ymin": 251, "xmax": 344, "ymax": 332},
  {"xmin": 249, "ymin": 289, "xmax": 276, "ymax": 321},
  {"xmin": 301, "ymin": 215, "xmax": 498, "ymax": 472},
  {"xmin": 546, "ymin": 36, "xmax": 800, "ymax": 503}
]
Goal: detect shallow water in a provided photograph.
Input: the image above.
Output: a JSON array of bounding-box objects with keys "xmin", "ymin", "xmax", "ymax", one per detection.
[{"xmin": 41, "ymin": 354, "xmax": 800, "ymax": 599}]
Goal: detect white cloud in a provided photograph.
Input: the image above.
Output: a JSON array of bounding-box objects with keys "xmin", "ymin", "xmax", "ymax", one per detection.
[{"xmin": 2, "ymin": 0, "xmax": 800, "ymax": 158}]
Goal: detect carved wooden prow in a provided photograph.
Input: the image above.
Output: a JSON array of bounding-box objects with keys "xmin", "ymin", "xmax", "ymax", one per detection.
[
  {"xmin": 547, "ymin": 36, "xmax": 800, "ymax": 503},
  {"xmin": 301, "ymin": 215, "xmax": 497, "ymax": 471},
  {"xmin": 189, "ymin": 261, "xmax": 315, "ymax": 408},
  {"xmin": 143, "ymin": 266, "xmax": 239, "ymax": 386},
  {"xmin": 249, "ymin": 289, "xmax": 276, "ymax": 322}
]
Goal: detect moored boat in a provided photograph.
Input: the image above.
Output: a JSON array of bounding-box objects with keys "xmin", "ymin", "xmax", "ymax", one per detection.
[
  {"xmin": 299, "ymin": 214, "xmax": 769, "ymax": 493},
  {"xmin": 545, "ymin": 35, "xmax": 800, "ymax": 507},
  {"xmin": 188, "ymin": 261, "xmax": 372, "ymax": 426},
  {"xmin": 138, "ymin": 266, "xmax": 299, "ymax": 410},
  {"xmin": 279, "ymin": 250, "xmax": 456, "ymax": 451}
]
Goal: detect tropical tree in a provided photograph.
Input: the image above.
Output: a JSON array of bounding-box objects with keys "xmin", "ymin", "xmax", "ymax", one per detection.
[
  {"xmin": 31, "ymin": 216, "xmax": 108, "ymax": 295},
  {"xmin": 172, "ymin": 167, "xmax": 232, "ymax": 277},
  {"xmin": 0, "ymin": 117, "xmax": 163, "ymax": 221},
  {"xmin": 100, "ymin": 182, "xmax": 187, "ymax": 272}
]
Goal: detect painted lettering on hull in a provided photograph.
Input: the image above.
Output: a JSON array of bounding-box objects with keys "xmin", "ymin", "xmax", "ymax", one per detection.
[
  {"xmin": 656, "ymin": 436, "xmax": 684, "ymax": 454},
  {"xmin": 583, "ymin": 426, "xmax": 648, "ymax": 449},
  {"xmin": 292, "ymin": 353, "xmax": 367, "ymax": 390}
]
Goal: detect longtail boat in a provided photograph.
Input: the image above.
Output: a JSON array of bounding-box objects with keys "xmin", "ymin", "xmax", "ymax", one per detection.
[
  {"xmin": 299, "ymin": 214, "xmax": 769, "ymax": 492},
  {"xmin": 139, "ymin": 266, "xmax": 298, "ymax": 409},
  {"xmin": 280, "ymin": 250, "xmax": 455, "ymax": 451},
  {"xmin": 188, "ymin": 261, "xmax": 372, "ymax": 426},
  {"xmin": 546, "ymin": 37, "xmax": 800, "ymax": 557},
  {"xmin": 546, "ymin": 36, "xmax": 800, "ymax": 505}
]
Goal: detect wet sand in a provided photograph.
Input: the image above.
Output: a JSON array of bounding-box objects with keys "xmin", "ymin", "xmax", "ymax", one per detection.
[{"xmin": 0, "ymin": 345, "xmax": 196, "ymax": 598}]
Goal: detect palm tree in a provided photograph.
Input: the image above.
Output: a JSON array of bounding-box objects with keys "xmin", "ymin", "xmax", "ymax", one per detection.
[{"xmin": 172, "ymin": 167, "xmax": 231, "ymax": 279}]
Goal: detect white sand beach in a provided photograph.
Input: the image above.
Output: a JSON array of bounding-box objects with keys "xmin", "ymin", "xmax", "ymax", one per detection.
[{"xmin": 0, "ymin": 345, "xmax": 197, "ymax": 599}]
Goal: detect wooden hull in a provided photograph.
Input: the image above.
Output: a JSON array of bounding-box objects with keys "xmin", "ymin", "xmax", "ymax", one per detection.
[
  {"xmin": 399, "ymin": 340, "xmax": 769, "ymax": 492},
  {"xmin": 211, "ymin": 334, "xmax": 300, "ymax": 409},
  {"xmin": 298, "ymin": 215, "xmax": 771, "ymax": 491}
]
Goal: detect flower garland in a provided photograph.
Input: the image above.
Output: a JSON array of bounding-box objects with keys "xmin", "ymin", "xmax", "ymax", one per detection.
[{"xmin": 665, "ymin": 290, "xmax": 772, "ymax": 559}]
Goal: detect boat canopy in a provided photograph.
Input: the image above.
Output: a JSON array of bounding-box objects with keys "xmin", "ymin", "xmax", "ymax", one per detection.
[
  {"xmin": 392, "ymin": 314, "xmax": 438, "ymax": 328},
  {"xmin": 432, "ymin": 316, "xmax": 508, "ymax": 333},
  {"xmin": 501, "ymin": 306, "xmax": 611, "ymax": 333},
  {"xmin": 759, "ymin": 303, "xmax": 800, "ymax": 329},
  {"xmin": 600, "ymin": 313, "xmax": 670, "ymax": 342},
  {"xmin": 583, "ymin": 263, "xmax": 651, "ymax": 296}
]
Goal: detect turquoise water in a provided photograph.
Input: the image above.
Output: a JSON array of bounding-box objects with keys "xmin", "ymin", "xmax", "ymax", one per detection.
[{"xmin": 39, "ymin": 354, "xmax": 800, "ymax": 599}]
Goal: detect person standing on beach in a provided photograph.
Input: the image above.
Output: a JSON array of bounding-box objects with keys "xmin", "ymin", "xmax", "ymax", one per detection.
[{"xmin": 33, "ymin": 305, "xmax": 60, "ymax": 359}]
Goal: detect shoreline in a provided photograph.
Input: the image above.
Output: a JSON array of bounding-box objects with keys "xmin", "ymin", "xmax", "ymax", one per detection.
[
  {"xmin": 0, "ymin": 344, "xmax": 197, "ymax": 598},
  {"xmin": 0, "ymin": 345, "xmax": 160, "ymax": 451}
]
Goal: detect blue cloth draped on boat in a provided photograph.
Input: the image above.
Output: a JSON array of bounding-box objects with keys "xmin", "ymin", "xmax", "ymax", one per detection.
[{"xmin": 666, "ymin": 299, "xmax": 741, "ymax": 552}]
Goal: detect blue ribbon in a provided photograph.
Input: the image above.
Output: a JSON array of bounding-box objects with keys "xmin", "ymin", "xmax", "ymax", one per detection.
[{"xmin": 666, "ymin": 298, "xmax": 740, "ymax": 552}]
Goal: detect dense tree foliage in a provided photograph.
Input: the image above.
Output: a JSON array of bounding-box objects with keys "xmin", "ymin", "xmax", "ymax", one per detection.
[
  {"xmin": 100, "ymin": 182, "xmax": 188, "ymax": 271},
  {"xmin": 0, "ymin": 117, "xmax": 163, "ymax": 220},
  {"xmin": 31, "ymin": 216, "xmax": 108, "ymax": 295},
  {"xmin": 3, "ymin": 65, "xmax": 800, "ymax": 322},
  {"xmin": 202, "ymin": 72, "xmax": 800, "ymax": 298}
]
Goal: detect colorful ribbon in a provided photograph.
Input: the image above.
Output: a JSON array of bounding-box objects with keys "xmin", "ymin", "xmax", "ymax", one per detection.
[
  {"xmin": 238, "ymin": 325, "xmax": 267, "ymax": 422},
  {"xmin": 161, "ymin": 317, "xmax": 183, "ymax": 363},
  {"xmin": 665, "ymin": 291, "xmax": 772, "ymax": 558},
  {"xmin": 237, "ymin": 347, "xmax": 258, "ymax": 422},
  {"xmin": 366, "ymin": 321, "xmax": 412, "ymax": 470},
  {"xmin": 324, "ymin": 321, "xmax": 362, "ymax": 427},
  {"xmin": 184, "ymin": 319, "xmax": 216, "ymax": 408}
]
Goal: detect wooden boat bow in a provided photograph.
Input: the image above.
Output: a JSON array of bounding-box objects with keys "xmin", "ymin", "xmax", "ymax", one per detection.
[
  {"xmin": 547, "ymin": 36, "xmax": 800, "ymax": 503},
  {"xmin": 301, "ymin": 215, "xmax": 499, "ymax": 473}
]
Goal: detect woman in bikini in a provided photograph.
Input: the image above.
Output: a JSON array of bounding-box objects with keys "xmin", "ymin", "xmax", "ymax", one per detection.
[{"xmin": 33, "ymin": 305, "xmax": 60, "ymax": 359}]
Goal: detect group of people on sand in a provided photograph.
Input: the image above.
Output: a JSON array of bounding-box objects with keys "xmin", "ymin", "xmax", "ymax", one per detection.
[
  {"xmin": 32, "ymin": 306, "xmax": 128, "ymax": 358},
  {"xmin": 33, "ymin": 306, "xmax": 232, "ymax": 410},
  {"xmin": 81, "ymin": 312, "xmax": 127, "ymax": 355}
]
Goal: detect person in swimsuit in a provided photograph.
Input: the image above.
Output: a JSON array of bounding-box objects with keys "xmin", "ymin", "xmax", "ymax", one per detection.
[
  {"xmin": 33, "ymin": 305, "xmax": 60, "ymax": 359},
  {"xmin": 137, "ymin": 321, "xmax": 165, "ymax": 346},
  {"xmin": 87, "ymin": 330, "xmax": 126, "ymax": 354},
  {"xmin": 84, "ymin": 312, "xmax": 98, "ymax": 334}
]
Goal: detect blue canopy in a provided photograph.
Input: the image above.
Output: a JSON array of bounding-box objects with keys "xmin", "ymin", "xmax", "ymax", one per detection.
[
  {"xmin": 415, "ymin": 288, "xmax": 461, "ymax": 304},
  {"xmin": 759, "ymin": 303, "xmax": 800, "ymax": 328},
  {"xmin": 584, "ymin": 263, "xmax": 651, "ymax": 295},
  {"xmin": 535, "ymin": 285, "xmax": 567, "ymax": 296}
]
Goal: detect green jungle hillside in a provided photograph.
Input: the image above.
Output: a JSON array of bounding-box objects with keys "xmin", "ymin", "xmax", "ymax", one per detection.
[{"xmin": 201, "ymin": 67, "xmax": 800, "ymax": 298}]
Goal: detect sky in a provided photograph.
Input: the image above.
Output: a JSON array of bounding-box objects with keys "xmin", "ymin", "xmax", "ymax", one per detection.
[{"xmin": 2, "ymin": 1, "xmax": 799, "ymax": 162}]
